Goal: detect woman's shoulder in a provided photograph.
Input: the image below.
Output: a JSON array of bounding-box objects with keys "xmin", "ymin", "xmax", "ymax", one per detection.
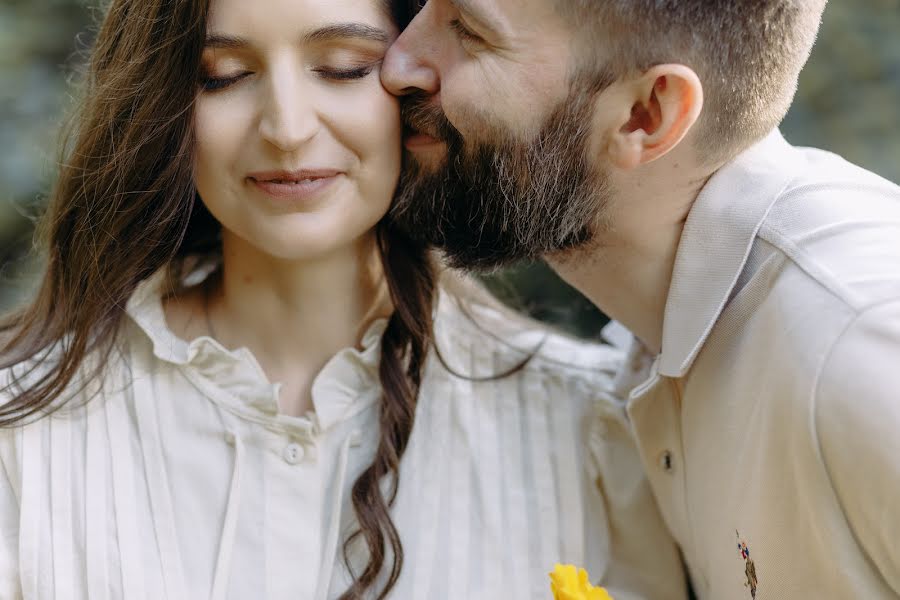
[
  {"xmin": 0, "ymin": 345, "xmax": 62, "ymax": 413},
  {"xmin": 426, "ymin": 279, "xmax": 633, "ymax": 464},
  {"xmin": 0, "ymin": 335, "xmax": 136, "ymax": 433},
  {"xmin": 432, "ymin": 275, "xmax": 623, "ymax": 389}
]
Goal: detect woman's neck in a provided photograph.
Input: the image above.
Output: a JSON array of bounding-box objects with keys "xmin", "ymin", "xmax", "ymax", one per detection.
[{"xmin": 177, "ymin": 231, "xmax": 392, "ymax": 418}]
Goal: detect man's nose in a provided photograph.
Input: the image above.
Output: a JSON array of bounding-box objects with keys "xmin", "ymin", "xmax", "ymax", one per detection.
[{"xmin": 381, "ymin": 12, "xmax": 440, "ymax": 97}]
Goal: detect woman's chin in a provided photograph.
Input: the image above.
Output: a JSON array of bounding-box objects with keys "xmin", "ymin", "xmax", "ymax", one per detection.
[{"xmin": 223, "ymin": 221, "xmax": 383, "ymax": 264}]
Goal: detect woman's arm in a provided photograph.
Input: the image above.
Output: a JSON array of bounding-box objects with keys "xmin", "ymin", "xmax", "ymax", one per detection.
[
  {"xmin": 584, "ymin": 395, "xmax": 687, "ymax": 600},
  {"xmin": 0, "ymin": 428, "xmax": 23, "ymax": 600}
]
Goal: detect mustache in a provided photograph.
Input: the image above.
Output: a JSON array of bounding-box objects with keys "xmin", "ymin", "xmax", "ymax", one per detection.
[{"xmin": 400, "ymin": 93, "xmax": 461, "ymax": 142}]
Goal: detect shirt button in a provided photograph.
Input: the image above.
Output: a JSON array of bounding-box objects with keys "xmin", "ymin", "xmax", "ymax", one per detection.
[
  {"xmin": 283, "ymin": 442, "xmax": 305, "ymax": 465},
  {"xmin": 658, "ymin": 450, "xmax": 675, "ymax": 473}
]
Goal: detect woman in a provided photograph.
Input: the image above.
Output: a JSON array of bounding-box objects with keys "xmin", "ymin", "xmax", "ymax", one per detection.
[{"xmin": 0, "ymin": 0, "xmax": 686, "ymax": 598}]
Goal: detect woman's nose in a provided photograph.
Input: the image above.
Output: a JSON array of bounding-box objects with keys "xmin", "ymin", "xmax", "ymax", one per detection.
[{"xmin": 258, "ymin": 73, "xmax": 319, "ymax": 152}]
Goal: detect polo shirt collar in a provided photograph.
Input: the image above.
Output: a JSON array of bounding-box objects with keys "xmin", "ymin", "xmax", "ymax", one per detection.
[{"xmin": 657, "ymin": 129, "xmax": 799, "ymax": 377}]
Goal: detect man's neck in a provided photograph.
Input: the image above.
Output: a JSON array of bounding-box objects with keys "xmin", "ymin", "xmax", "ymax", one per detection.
[{"xmin": 548, "ymin": 168, "xmax": 709, "ymax": 355}]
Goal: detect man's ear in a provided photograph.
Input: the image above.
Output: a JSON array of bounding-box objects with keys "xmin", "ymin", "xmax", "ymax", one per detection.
[{"xmin": 602, "ymin": 64, "xmax": 703, "ymax": 170}]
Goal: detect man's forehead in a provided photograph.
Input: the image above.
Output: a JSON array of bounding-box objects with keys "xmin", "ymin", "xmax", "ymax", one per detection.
[
  {"xmin": 449, "ymin": 0, "xmax": 562, "ymax": 33},
  {"xmin": 447, "ymin": 0, "xmax": 500, "ymax": 22}
]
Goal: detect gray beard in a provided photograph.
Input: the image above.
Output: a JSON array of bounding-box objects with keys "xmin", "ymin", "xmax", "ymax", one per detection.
[{"xmin": 390, "ymin": 83, "xmax": 612, "ymax": 273}]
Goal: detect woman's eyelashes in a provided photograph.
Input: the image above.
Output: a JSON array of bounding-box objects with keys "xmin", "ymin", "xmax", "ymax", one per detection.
[
  {"xmin": 200, "ymin": 63, "xmax": 378, "ymax": 92},
  {"xmin": 201, "ymin": 72, "xmax": 251, "ymax": 91},
  {"xmin": 312, "ymin": 64, "xmax": 377, "ymax": 81}
]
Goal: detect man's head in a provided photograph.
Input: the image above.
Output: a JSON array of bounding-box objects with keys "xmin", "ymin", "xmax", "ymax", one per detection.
[{"xmin": 382, "ymin": 0, "xmax": 827, "ymax": 271}]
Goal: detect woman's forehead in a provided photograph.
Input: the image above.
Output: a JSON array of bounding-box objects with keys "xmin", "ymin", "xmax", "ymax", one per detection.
[{"xmin": 205, "ymin": 0, "xmax": 395, "ymax": 34}]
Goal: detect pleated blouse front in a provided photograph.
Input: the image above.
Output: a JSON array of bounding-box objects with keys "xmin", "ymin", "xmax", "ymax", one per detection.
[{"xmin": 0, "ymin": 272, "xmax": 686, "ymax": 600}]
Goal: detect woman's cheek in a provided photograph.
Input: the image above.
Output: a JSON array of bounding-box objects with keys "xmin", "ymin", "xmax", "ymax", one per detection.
[
  {"xmin": 193, "ymin": 99, "xmax": 210, "ymax": 147},
  {"xmin": 194, "ymin": 95, "xmax": 251, "ymax": 160},
  {"xmin": 329, "ymin": 80, "xmax": 401, "ymax": 141},
  {"xmin": 194, "ymin": 100, "xmax": 228, "ymax": 168},
  {"xmin": 371, "ymin": 77, "xmax": 403, "ymax": 140},
  {"xmin": 353, "ymin": 82, "xmax": 402, "ymax": 165}
]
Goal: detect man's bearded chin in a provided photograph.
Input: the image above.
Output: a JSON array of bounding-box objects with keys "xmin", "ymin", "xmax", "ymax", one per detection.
[{"xmin": 390, "ymin": 88, "xmax": 611, "ymax": 273}]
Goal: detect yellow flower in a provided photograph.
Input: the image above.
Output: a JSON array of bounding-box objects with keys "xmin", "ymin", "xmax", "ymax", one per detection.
[{"xmin": 549, "ymin": 564, "xmax": 613, "ymax": 600}]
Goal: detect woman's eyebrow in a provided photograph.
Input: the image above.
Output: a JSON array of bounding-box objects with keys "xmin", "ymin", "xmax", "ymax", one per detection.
[
  {"xmin": 303, "ymin": 23, "xmax": 390, "ymax": 45},
  {"xmin": 204, "ymin": 33, "xmax": 249, "ymax": 50},
  {"xmin": 204, "ymin": 23, "xmax": 390, "ymax": 50}
]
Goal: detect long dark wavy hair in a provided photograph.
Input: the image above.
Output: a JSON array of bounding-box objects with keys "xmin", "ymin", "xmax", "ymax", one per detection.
[{"xmin": 0, "ymin": 1, "xmax": 432, "ymax": 598}]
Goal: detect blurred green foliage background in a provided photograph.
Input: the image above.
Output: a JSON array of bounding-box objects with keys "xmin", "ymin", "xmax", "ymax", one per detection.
[{"xmin": 1, "ymin": 0, "xmax": 899, "ymax": 337}]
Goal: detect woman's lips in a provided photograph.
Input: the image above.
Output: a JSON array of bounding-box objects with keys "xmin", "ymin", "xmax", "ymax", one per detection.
[
  {"xmin": 250, "ymin": 177, "xmax": 338, "ymax": 200},
  {"xmin": 247, "ymin": 169, "xmax": 341, "ymax": 202}
]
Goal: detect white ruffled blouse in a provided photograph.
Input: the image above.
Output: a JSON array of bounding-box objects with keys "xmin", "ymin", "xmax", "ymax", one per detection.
[{"xmin": 0, "ymin": 271, "xmax": 686, "ymax": 599}]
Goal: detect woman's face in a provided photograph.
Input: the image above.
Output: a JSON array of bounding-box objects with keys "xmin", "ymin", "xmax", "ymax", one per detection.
[{"xmin": 194, "ymin": 0, "xmax": 401, "ymax": 261}]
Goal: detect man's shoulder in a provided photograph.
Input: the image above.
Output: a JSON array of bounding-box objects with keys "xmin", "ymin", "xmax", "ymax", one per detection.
[
  {"xmin": 769, "ymin": 142, "xmax": 900, "ymax": 223},
  {"xmin": 811, "ymin": 299, "xmax": 900, "ymax": 590},
  {"xmin": 757, "ymin": 147, "xmax": 900, "ymax": 311},
  {"xmin": 815, "ymin": 298, "xmax": 900, "ymax": 401},
  {"xmin": 701, "ymin": 146, "xmax": 900, "ymax": 395}
]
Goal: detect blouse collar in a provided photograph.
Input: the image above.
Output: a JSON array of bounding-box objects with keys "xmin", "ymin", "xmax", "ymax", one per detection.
[{"xmin": 125, "ymin": 268, "xmax": 386, "ymax": 432}]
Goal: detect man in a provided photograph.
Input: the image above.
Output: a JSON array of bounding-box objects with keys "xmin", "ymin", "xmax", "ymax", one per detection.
[{"xmin": 381, "ymin": 0, "xmax": 900, "ymax": 598}]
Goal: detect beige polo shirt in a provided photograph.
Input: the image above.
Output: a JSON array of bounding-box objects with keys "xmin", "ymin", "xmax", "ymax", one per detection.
[{"xmin": 609, "ymin": 130, "xmax": 900, "ymax": 599}]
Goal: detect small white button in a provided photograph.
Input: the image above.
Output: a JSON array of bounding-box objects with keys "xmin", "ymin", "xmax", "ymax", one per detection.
[
  {"xmin": 349, "ymin": 431, "xmax": 363, "ymax": 448},
  {"xmin": 283, "ymin": 442, "xmax": 305, "ymax": 465},
  {"xmin": 658, "ymin": 450, "xmax": 675, "ymax": 473}
]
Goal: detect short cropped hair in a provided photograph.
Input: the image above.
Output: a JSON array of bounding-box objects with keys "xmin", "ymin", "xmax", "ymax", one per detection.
[{"xmin": 562, "ymin": 1, "xmax": 827, "ymax": 163}]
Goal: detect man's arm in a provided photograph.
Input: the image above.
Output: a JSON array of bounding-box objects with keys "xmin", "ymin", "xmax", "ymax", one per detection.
[{"xmin": 816, "ymin": 299, "xmax": 900, "ymax": 593}]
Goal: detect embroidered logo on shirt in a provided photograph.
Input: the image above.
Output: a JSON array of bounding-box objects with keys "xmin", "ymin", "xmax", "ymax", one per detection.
[{"xmin": 736, "ymin": 531, "xmax": 758, "ymax": 598}]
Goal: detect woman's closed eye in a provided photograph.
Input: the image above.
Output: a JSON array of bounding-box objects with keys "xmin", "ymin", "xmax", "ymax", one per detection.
[
  {"xmin": 200, "ymin": 63, "xmax": 378, "ymax": 92},
  {"xmin": 313, "ymin": 62, "xmax": 379, "ymax": 81},
  {"xmin": 201, "ymin": 72, "xmax": 251, "ymax": 92}
]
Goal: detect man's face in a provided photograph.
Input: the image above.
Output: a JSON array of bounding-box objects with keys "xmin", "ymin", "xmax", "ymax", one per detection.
[{"xmin": 381, "ymin": 0, "xmax": 614, "ymax": 271}]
